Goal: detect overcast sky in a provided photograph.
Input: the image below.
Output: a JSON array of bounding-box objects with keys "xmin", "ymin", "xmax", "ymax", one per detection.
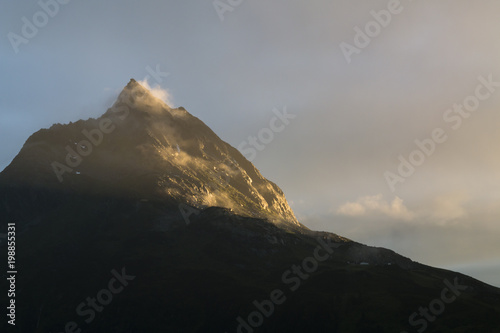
[{"xmin": 1, "ymin": 0, "xmax": 500, "ymax": 287}]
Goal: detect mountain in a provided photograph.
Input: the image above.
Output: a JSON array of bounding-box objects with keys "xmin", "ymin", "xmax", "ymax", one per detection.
[
  {"xmin": 0, "ymin": 79, "xmax": 298, "ymax": 228},
  {"xmin": 1, "ymin": 80, "xmax": 499, "ymax": 333}
]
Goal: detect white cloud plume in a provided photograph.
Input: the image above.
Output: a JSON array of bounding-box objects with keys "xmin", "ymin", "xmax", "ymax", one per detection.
[
  {"xmin": 138, "ymin": 78, "xmax": 173, "ymax": 106},
  {"xmin": 337, "ymin": 194, "xmax": 415, "ymax": 221}
]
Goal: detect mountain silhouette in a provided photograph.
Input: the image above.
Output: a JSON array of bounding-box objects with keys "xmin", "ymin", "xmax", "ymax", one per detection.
[{"xmin": 0, "ymin": 80, "xmax": 499, "ymax": 332}]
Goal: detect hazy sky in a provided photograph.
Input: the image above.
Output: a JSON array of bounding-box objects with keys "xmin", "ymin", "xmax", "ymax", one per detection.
[{"xmin": 1, "ymin": 1, "xmax": 500, "ymax": 286}]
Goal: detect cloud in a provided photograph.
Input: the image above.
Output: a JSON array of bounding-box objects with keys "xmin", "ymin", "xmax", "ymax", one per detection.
[
  {"xmin": 335, "ymin": 192, "xmax": 469, "ymax": 225},
  {"xmin": 430, "ymin": 192, "xmax": 468, "ymax": 224},
  {"xmin": 137, "ymin": 79, "xmax": 173, "ymax": 106},
  {"xmin": 337, "ymin": 194, "xmax": 415, "ymax": 221}
]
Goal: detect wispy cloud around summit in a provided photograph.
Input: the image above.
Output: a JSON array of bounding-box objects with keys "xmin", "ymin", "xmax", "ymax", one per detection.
[{"xmin": 138, "ymin": 79, "xmax": 173, "ymax": 107}]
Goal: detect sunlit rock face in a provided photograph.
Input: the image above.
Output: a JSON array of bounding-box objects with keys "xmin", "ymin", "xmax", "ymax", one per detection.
[{"xmin": 0, "ymin": 79, "xmax": 299, "ymax": 226}]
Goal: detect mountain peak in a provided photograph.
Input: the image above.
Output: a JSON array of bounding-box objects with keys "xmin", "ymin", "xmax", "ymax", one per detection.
[
  {"xmin": 114, "ymin": 78, "xmax": 169, "ymax": 111},
  {"xmin": 122, "ymin": 78, "xmax": 146, "ymax": 94},
  {"xmin": 0, "ymin": 79, "xmax": 300, "ymax": 227},
  {"xmin": 125, "ymin": 78, "xmax": 148, "ymax": 94}
]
